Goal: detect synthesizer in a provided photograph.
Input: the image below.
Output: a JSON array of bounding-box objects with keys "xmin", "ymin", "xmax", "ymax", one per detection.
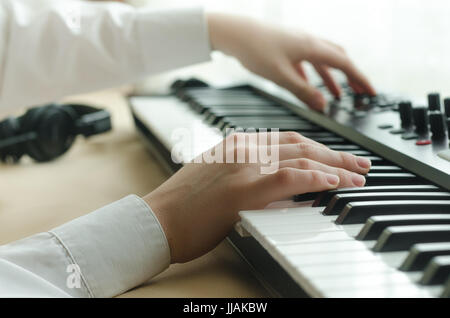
[{"xmin": 128, "ymin": 78, "xmax": 450, "ymax": 298}]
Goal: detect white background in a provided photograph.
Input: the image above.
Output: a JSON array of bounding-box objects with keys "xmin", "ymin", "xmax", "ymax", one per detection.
[{"xmin": 131, "ymin": 0, "xmax": 450, "ymax": 103}]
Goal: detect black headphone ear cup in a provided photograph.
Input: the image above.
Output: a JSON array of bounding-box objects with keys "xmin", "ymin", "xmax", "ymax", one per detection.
[
  {"xmin": 22, "ymin": 105, "xmax": 77, "ymax": 162},
  {"xmin": 0, "ymin": 117, "xmax": 24, "ymax": 162},
  {"xmin": 20, "ymin": 106, "xmax": 53, "ymax": 162}
]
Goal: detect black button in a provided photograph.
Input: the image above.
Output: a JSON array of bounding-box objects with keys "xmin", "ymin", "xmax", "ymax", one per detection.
[
  {"xmin": 401, "ymin": 132, "xmax": 419, "ymax": 140},
  {"xmin": 378, "ymin": 124, "xmax": 394, "ymax": 129},
  {"xmin": 390, "ymin": 128, "xmax": 406, "ymax": 134}
]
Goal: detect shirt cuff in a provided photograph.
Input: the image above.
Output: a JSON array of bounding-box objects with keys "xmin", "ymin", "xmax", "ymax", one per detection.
[
  {"xmin": 136, "ymin": 6, "xmax": 212, "ymax": 74},
  {"xmin": 50, "ymin": 195, "xmax": 170, "ymax": 298}
]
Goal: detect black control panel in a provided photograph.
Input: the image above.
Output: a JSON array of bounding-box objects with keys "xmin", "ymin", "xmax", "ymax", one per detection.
[{"xmin": 251, "ymin": 83, "xmax": 450, "ymax": 189}]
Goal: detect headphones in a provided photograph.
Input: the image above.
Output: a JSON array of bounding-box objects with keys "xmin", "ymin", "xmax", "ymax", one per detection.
[{"xmin": 0, "ymin": 103, "xmax": 112, "ymax": 163}]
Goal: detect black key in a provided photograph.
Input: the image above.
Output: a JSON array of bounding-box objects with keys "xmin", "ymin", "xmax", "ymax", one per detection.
[
  {"xmin": 198, "ymin": 102, "xmax": 279, "ymax": 111},
  {"xmin": 292, "ymin": 192, "xmax": 318, "ymax": 202},
  {"xmin": 192, "ymin": 96, "xmax": 269, "ymax": 103},
  {"xmin": 179, "ymin": 90, "xmax": 251, "ymax": 100},
  {"xmin": 206, "ymin": 108, "xmax": 288, "ymax": 115},
  {"xmin": 219, "ymin": 117, "xmax": 308, "ymax": 129},
  {"xmin": 364, "ymin": 173, "xmax": 423, "ymax": 185},
  {"xmin": 183, "ymin": 88, "xmax": 255, "ymax": 97},
  {"xmin": 441, "ymin": 277, "xmax": 450, "ymax": 297},
  {"xmin": 357, "ymin": 215, "xmax": 450, "ymax": 241},
  {"xmin": 400, "ymin": 242, "xmax": 450, "ymax": 271},
  {"xmin": 323, "ymin": 192, "xmax": 450, "ymax": 215},
  {"xmin": 201, "ymin": 104, "xmax": 280, "ymax": 113},
  {"xmin": 191, "ymin": 100, "xmax": 276, "ymax": 112},
  {"xmin": 300, "ymin": 132, "xmax": 337, "ymax": 139},
  {"xmin": 343, "ymin": 150, "xmax": 372, "ymax": 156},
  {"xmin": 222, "ymin": 116, "xmax": 303, "ymax": 123},
  {"xmin": 222, "ymin": 122, "xmax": 323, "ymax": 132},
  {"xmin": 192, "ymin": 95, "xmax": 267, "ymax": 102},
  {"xmin": 362, "ymin": 157, "xmax": 390, "ymax": 166},
  {"xmin": 373, "ymin": 225, "xmax": 450, "ymax": 252},
  {"xmin": 420, "ymin": 255, "xmax": 450, "ymax": 285},
  {"xmin": 314, "ymin": 185, "xmax": 438, "ymax": 207},
  {"xmin": 306, "ymin": 136, "xmax": 348, "ymax": 144},
  {"xmin": 369, "ymin": 166, "xmax": 404, "ymax": 173},
  {"xmin": 335, "ymin": 200, "xmax": 450, "ymax": 224},
  {"xmin": 327, "ymin": 145, "xmax": 361, "ymax": 151},
  {"xmin": 205, "ymin": 109, "xmax": 293, "ymax": 125},
  {"xmin": 204, "ymin": 108, "xmax": 290, "ymax": 124}
]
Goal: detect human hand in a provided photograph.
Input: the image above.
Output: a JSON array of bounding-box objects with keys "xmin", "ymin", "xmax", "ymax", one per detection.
[
  {"xmin": 207, "ymin": 13, "xmax": 376, "ymax": 111},
  {"xmin": 143, "ymin": 131, "xmax": 371, "ymax": 264}
]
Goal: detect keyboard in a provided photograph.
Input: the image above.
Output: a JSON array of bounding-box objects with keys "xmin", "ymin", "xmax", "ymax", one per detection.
[{"xmin": 128, "ymin": 78, "xmax": 450, "ymax": 298}]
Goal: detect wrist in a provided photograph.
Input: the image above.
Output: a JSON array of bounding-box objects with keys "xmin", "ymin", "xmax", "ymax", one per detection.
[
  {"xmin": 206, "ymin": 12, "xmax": 247, "ymax": 55},
  {"xmin": 142, "ymin": 192, "xmax": 176, "ymax": 263},
  {"xmin": 205, "ymin": 12, "xmax": 222, "ymax": 52}
]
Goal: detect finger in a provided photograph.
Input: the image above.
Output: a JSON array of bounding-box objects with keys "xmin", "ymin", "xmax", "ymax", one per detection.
[
  {"xmin": 348, "ymin": 77, "xmax": 369, "ymax": 95},
  {"xmin": 277, "ymin": 60, "xmax": 327, "ymax": 111},
  {"xmin": 295, "ymin": 62, "xmax": 308, "ymax": 81},
  {"xmin": 277, "ymin": 143, "xmax": 372, "ymax": 174},
  {"xmin": 256, "ymin": 168, "xmax": 340, "ymax": 202},
  {"xmin": 279, "ymin": 158, "xmax": 366, "ymax": 187},
  {"xmin": 313, "ymin": 63, "xmax": 341, "ymax": 99},
  {"xmin": 348, "ymin": 79, "xmax": 364, "ymax": 95},
  {"xmin": 308, "ymin": 39, "xmax": 376, "ymax": 96}
]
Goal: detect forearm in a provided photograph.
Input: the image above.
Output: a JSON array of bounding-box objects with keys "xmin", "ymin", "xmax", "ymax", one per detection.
[
  {"xmin": 0, "ymin": 195, "xmax": 170, "ymax": 297},
  {"xmin": 206, "ymin": 13, "xmax": 275, "ymax": 62}
]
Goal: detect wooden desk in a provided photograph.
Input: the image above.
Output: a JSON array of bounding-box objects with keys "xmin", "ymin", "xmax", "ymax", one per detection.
[{"xmin": 0, "ymin": 88, "xmax": 270, "ymax": 298}]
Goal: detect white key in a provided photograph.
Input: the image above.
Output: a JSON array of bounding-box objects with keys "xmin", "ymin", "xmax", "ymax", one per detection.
[
  {"xmin": 131, "ymin": 96, "xmax": 223, "ymax": 161},
  {"xmin": 240, "ymin": 206, "xmax": 324, "ymax": 220},
  {"xmin": 288, "ymin": 250, "xmax": 379, "ymax": 267},
  {"xmin": 300, "ymin": 260, "xmax": 395, "ymax": 278},
  {"xmin": 376, "ymin": 251, "xmax": 409, "ymax": 269},
  {"xmin": 325, "ymin": 285, "xmax": 434, "ymax": 298},
  {"xmin": 341, "ymin": 224, "xmax": 365, "ymax": 237},
  {"xmin": 362, "ymin": 240, "xmax": 378, "ymax": 249},
  {"xmin": 265, "ymin": 200, "xmax": 315, "ymax": 209},
  {"xmin": 248, "ymin": 214, "xmax": 335, "ymax": 226},
  {"xmin": 276, "ymin": 240, "xmax": 368, "ymax": 256},
  {"xmin": 314, "ymin": 272, "xmax": 414, "ymax": 291},
  {"xmin": 254, "ymin": 221, "xmax": 343, "ymax": 236},
  {"xmin": 266, "ymin": 231, "xmax": 352, "ymax": 246}
]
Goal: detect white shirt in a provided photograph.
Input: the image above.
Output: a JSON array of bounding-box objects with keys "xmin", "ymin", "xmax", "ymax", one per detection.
[{"xmin": 0, "ymin": 0, "xmax": 211, "ymax": 297}]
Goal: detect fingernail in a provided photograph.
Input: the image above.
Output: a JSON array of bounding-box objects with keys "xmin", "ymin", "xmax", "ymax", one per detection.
[
  {"xmin": 326, "ymin": 174, "xmax": 340, "ymax": 186},
  {"xmin": 352, "ymin": 173, "xmax": 366, "ymax": 187},
  {"xmin": 357, "ymin": 157, "xmax": 371, "ymax": 169}
]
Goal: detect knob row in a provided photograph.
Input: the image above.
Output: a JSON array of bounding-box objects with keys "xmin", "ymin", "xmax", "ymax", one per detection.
[{"xmin": 398, "ymin": 93, "xmax": 450, "ymax": 140}]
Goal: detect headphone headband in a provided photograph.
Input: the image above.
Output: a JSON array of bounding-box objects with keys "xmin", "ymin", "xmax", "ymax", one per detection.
[{"xmin": 62, "ymin": 104, "xmax": 112, "ymax": 137}]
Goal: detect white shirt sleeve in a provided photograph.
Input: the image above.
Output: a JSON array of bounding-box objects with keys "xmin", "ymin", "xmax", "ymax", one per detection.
[
  {"xmin": 0, "ymin": 0, "xmax": 211, "ymax": 112},
  {"xmin": 0, "ymin": 195, "xmax": 171, "ymax": 298},
  {"xmin": 0, "ymin": 0, "xmax": 211, "ymax": 298}
]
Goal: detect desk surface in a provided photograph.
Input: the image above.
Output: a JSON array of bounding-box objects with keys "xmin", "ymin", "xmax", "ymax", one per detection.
[{"xmin": 0, "ymin": 88, "xmax": 269, "ymax": 298}]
